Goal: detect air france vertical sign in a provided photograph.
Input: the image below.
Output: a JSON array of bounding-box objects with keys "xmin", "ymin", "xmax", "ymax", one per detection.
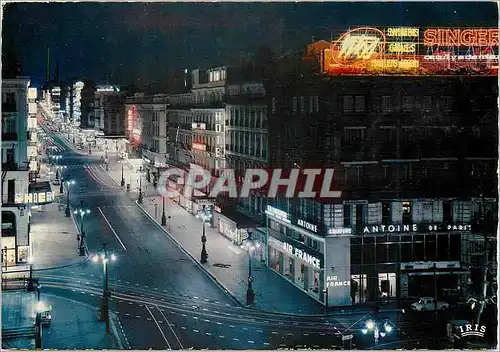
[{"xmin": 324, "ymin": 235, "xmax": 351, "ymax": 306}]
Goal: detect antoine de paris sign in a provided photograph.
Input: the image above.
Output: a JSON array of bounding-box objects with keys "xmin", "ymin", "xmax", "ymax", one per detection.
[{"xmin": 363, "ymin": 223, "xmax": 472, "ymax": 234}]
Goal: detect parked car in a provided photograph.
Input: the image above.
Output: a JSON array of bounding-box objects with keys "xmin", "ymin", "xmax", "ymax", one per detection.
[
  {"xmin": 411, "ymin": 297, "xmax": 449, "ymax": 311},
  {"xmin": 52, "ymin": 179, "xmax": 60, "ymax": 186}
]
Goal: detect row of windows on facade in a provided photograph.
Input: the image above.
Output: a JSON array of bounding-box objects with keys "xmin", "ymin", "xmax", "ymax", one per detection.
[
  {"xmin": 272, "ymin": 95, "xmax": 454, "ymax": 114},
  {"xmin": 226, "ymin": 107, "xmax": 267, "ymax": 129},
  {"xmin": 338, "ymin": 162, "xmax": 490, "ymax": 185},
  {"xmin": 271, "ymin": 96, "xmax": 320, "ymax": 115},
  {"xmin": 193, "ymin": 89, "xmax": 225, "ymax": 104},
  {"xmin": 343, "ymin": 126, "xmax": 483, "ymax": 145},
  {"xmin": 269, "ymin": 218, "xmax": 463, "ymax": 264},
  {"xmin": 272, "ymin": 198, "xmax": 489, "ymax": 229}
]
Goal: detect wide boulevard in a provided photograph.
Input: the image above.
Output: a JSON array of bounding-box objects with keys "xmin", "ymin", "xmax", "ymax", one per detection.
[{"xmin": 36, "ymin": 123, "xmax": 364, "ymax": 350}]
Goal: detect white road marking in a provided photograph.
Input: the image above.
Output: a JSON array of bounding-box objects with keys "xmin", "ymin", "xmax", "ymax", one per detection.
[
  {"xmin": 156, "ymin": 305, "xmax": 184, "ymax": 349},
  {"xmin": 145, "ymin": 305, "xmax": 171, "ymax": 349},
  {"xmin": 303, "ymin": 333, "xmax": 309, "ymax": 336},
  {"xmin": 205, "ymin": 332, "xmax": 211, "ymax": 336},
  {"xmin": 216, "ymin": 322, "xmax": 222, "ymax": 325},
  {"xmin": 181, "ymin": 327, "xmax": 186, "ymax": 330},
  {"xmin": 233, "ymin": 338, "xmax": 239, "ymax": 341},
  {"xmin": 257, "ymin": 330, "xmax": 263, "ymax": 333},
  {"xmin": 204, "ymin": 319, "xmax": 210, "ymax": 322},
  {"xmin": 98, "ymin": 207, "xmax": 127, "ymax": 250},
  {"xmin": 218, "ymin": 335, "xmax": 225, "ymax": 339},
  {"xmin": 272, "ymin": 332, "xmax": 278, "ymax": 335},
  {"xmin": 248, "ymin": 341, "xmax": 254, "ymax": 344},
  {"xmin": 193, "ymin": 329, "xmax": 199, "ymax": 333},
  {"xmin": 229, "ymin": 325, "xmax": 235, "ymax": 328},
  {"xmin": 193, "ymin": 316, "xmax": 199, "ymax": 320}
]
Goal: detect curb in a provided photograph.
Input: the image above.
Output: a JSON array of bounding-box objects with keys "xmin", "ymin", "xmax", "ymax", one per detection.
[
  {"xmin": 1, "ymin": 256, "xmax": 90, "ymax": 275},
  {"xmin": 135, "ymin": 201, "xmax": 244, "ymax": 309},
  {"xmin": 135, "ymin": 200, "xmax": 401, "ymax": 318},
  {"xmin": 109, "ymin": 312, "xmax": 130, "ymax": 349}
]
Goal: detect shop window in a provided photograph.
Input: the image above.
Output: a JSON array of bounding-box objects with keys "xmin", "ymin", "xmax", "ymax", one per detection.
[
  {"xmin": 376, "ymin": 237, "xmax": 388, "ymax": 264},
  {"xmin": 343, "ymin": 204, "xmax": 351, "ymax": 227},
  {"xmin": 413, "ymin": 235, "xmax": 425, "ymax": 261},
  {"xmin": 378, "ymin": 273, "xmax": 396, "ymax": 298},
  {"xmin": 425, "ymin": 234, "xmax": 437, "ymax": 261},
  {"xmin": 362, "ymin": 237, "xmax": 375, "ymax": 263},
  {"xmin": 312, "ymin": 240, "xmax": 319, "ymax": 250},
  {"xmin": 388, "ymin": 243, "xmax": 400, "ymax": 263},
  {"xmin": 401, "ymin": 237, "xmax": 412, "ymax": 262},
  {"xmin": 402, "ymin": 201, "xmax": 411, "ymax": 224},
  {"xmin": 437, "ymin": 234, "xmax": 449, "ymax": 261},
  {"xmin": 351, "ymin": 238, "xmax": 362, "ymax": 266}
]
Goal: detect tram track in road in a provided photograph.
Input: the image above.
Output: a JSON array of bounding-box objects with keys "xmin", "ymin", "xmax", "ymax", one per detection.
[
  {"xmin": 42, "ymin": 280, "xmax": 344, "ymax": 350},
  {"xmin": 38, "ymin": 273, "xmax": 346, "ymax": 332}
]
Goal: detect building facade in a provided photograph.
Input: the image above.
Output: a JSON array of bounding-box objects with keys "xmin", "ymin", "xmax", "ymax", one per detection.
[
  {"xmin": 2, "ymin": 78, "xmax": 33, "ymax": 266},
  {"xmin": 263, "ymin": 38, "xmax": 498, "ymax": 307}
]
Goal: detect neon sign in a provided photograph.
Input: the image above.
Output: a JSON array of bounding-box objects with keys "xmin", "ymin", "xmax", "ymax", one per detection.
[
  {"xmin": 424, "ymin": 28, "xmax": 498, "ymax": 47},
  {"xmin": 320, "ymin": 26, "xmax": 498, "ymax": 76},
  {"xmin": 333, "ymin": 27, "xmax": 386, "ymax": 65}
]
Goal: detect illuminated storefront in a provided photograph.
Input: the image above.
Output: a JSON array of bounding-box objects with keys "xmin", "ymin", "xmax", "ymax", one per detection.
[
  {"xmin": 317, "ymin": 26, "xmax": 498, "ymax": 76},
  {"xmin": 266, "ymin": 202, "xmax": 475, "ymax": 307}
]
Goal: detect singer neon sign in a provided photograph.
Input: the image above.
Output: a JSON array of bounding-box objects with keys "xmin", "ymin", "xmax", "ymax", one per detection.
[{"xmin": 424, "ymin": 28, "xmax": 498, "ymax": 47}]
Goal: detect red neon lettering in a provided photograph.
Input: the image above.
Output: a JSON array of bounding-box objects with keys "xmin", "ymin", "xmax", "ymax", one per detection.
[
  {"xmin": 460, "ymin": 29, "xmax": 474, "ymax": 46},
  {"xmin": 424, "ymin": 29, "xmax": 437, "ymax": 46},
  {"xmin": 424, "ymin": 28, "xmax": 498, "ymax": 47}
]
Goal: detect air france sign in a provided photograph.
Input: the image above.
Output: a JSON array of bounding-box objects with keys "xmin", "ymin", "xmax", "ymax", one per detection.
[
  {"xmin": 326, "ymin": 275, "xmax": 350, "ymax": 288},
  {"xmin": 282, "ymin": 242, "xmax": 321, "ymax": 269}
]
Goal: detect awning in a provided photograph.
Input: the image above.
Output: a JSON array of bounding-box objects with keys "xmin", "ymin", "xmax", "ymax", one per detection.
[{"xmin": 218, "ymin": 209, "xmax": 260, "ymax": 229}]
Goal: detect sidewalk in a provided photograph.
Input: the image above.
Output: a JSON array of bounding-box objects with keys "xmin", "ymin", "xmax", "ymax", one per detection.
[
  {"xmin": 3, "ymin": 164, "xmax": 86, "ymax": 276},
  {"xmin": 104, "ymin": 160, "xmax": 327, "ymax": 315},
  {"xmin": 1, "ymin": 290, "xmax": 124, "ymax": 349}
]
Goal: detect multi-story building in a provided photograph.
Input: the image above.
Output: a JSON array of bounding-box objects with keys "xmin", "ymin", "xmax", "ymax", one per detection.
[
  {"xmin": 50, "ymin": 86, "xmax": 61, "ymax": 119},
  {"xmin": 101, "ymin": 93, "xmax": 126, "ymax": 136},
  {"xmin": 71, "ymin": 81, "xmax": 85, "ymax": 125},
  {"xmin": 166, "ymin": 93, "xmax": 194, "ymax": 166},
  {"xmin": 263, "ymin": 30, "xmax": 498, "ymax": 307},
  {"xmin": 190, "ymin": 68, "xmax": 227, "ymax": 174},
  {"xmin": 91, "ymin": 85, "xmax": 120, "ymax": 131},
  {"xmin": 125, "ymin": 93, "xmax": 169, "ymax": 180},
  {"xmin": 27, "ymin": 87, "xmax": 39, "ymax": 181},
  {"xmin": 80, "ymin": 80, "xmax": 96, "ymax": 128},
  {"xmin": 1, "ymin": 78, "xmax": 53, "ymax": 267}
]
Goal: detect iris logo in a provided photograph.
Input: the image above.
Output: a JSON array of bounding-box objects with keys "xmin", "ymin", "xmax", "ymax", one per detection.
[{"xmin": 457, "ymin": 324, "xmax": 487, "ymax": 338}]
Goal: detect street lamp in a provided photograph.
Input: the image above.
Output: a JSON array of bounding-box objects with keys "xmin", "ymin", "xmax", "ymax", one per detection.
[
  {"xmin": 64, "ymin": 180, "xmax": 75, "ymax": 217},
  {"xmin": 92, "ymin": 245, "xmax": 116, "ymax": 333},
  {"xmin": 27, "ymin": 256, "xmax": 35, "ymax": 291},
  {"xmin": 118, "ymin": 160, "xmax": 125, "ymax": 187},
  {"xmin": 241, "ymin": 232, "xmax": 259, "ymax": 305},
  {"xmin": 161, "ymin": 196, "xmax": 167, "ymax": 226},
  {"xmin": 196, "ymin": 205, "xmax": 212, "ymax": 264},
  {"xmin": 361, "ymin": 319, "xmax": 393, "ymax": 346},
  {"xmin": 137, "ymin": 167, "xmax": 144, "ymax": 204},
  {"xmin": 74, "ymin": 209, "xmax": 90, "ymax": 256}
]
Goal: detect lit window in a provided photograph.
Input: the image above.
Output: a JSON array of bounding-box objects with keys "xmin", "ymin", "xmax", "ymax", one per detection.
[
  {"xmin": 299, "ymin": 96, "xmax": 305, "ymax": 113},
  {"xmin": 343, "ymin": 96, "xmax": 354, "ymax": 112}
]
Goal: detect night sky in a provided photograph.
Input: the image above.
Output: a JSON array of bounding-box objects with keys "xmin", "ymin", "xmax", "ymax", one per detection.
[{"xmin": 2, "ymin": 2, "xmax": 498, "ymax": 88}]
